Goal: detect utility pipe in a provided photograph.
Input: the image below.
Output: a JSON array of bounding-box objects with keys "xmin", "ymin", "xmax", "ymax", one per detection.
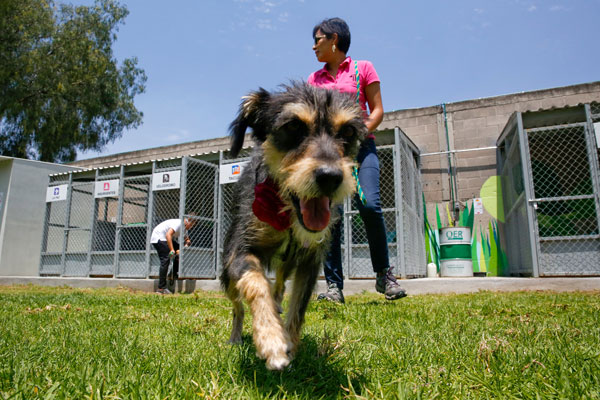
[{"xmin": 442, "ymin": 103, "xmax": 460, "ymax": 223}]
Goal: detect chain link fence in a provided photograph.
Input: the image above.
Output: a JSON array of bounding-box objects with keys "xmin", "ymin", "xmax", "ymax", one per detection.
[
  {"xmin": 179, "ymin": 158, "xmax": 219, "ymax": 279},
  {"xmin": 39, "ymin": 127, "xmax": 426, "ymax": 280},
  {"xmin": 63, "ymin": 182, "xmax": 94, "ymax": 276},
  {"xmin": 498, "ymin": 103, "xmax": 600, "ymax": 276},
  {"xmin": 345, "ymin": 129, "xmax": 424, "ymax": 278},
  {"xmin": 39, "ymin": 176, "xmax": 70, "ymax": 276},
  {"xmin": 116, "ymin": 176, "xmax": 151, "ymax": 278}
]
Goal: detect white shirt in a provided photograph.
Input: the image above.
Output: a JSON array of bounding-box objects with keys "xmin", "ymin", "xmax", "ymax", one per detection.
[{"xmin": 150, "ymin": 219, "xmax": 182, "ymax": 244}]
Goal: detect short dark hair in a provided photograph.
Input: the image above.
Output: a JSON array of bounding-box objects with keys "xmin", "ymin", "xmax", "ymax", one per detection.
[{"xmin": 312, "ymin": 18, "xmax": 351, "ymax": 54}]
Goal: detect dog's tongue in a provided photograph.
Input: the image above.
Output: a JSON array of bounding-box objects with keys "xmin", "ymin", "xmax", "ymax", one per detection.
[{"xmin": 299, "ymin": 196, "xmax": 331, "ymax": 231}]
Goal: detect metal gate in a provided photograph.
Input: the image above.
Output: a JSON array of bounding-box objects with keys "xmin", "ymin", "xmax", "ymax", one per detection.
[
  {"xmin": 217, "ymin": 127, "xmax": 425, "ymax": 280},
  {"xmin": 63, "ymin": 181, "xmax": 95, "ymax": 276},
  {"xmin": 498, "ymin": 103, "xmax": 600, "ymax": 276},
  {"xmin": 179, "ymin": 157, "xmax": 219, "ymax": 278},
  {"xmin": 346, "ymin": 127, "xmax": 424, "ymax": 278},
  {"xmin": 217, "ymin": 152, "xmax": 251, "ymax": 277},
  {"xmin": 116, "ymin": 175, "xmax": 151, "ymax": 278},
  {"xmin": 40, "ymin": 177, "xmax": 70, "ymax": 275}
]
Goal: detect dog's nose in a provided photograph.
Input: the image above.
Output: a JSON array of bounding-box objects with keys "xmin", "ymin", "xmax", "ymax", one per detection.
[{"xmin": 315, "ymin": 166, "xmax": 343, "ymax": 195}]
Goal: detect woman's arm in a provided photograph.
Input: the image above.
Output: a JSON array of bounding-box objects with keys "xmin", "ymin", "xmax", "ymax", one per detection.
[{"xmin": 364, "ymin": 81, "xmax": 383, "ymax": 132}]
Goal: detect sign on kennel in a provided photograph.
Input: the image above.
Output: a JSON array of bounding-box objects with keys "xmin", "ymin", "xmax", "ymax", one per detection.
[{"xmin": 497, "ymin": 102, "xmax": 600, "ymax": 276}]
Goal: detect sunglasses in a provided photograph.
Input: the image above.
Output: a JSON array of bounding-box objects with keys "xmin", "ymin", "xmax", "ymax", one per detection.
[{"xmin": 313, "ymin": 35, "xmax": 327, "ymax": 45}]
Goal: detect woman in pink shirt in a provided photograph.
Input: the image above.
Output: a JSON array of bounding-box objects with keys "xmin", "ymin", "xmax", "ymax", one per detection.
[{"xmin": 308, "ymin": 18, "xmax": 406, "ymax": 303}]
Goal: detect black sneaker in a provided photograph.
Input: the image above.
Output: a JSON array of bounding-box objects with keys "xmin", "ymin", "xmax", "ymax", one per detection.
[
  {"xmin": 317, "ymin": 283, "xmax": 345, "ymax": 304},
  {"xmin": 156, "ymin": 288, "xmax": 173, "ymax": 295},
  {"xmin": 376, "ymin": 267, "xmax": 407, "ymax": 300}
]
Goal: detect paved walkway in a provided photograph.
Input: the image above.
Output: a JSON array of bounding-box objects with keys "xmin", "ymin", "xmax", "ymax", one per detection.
[{"xmin": 1, "ymin": 276, "xmax": 600, "ymax": 295}]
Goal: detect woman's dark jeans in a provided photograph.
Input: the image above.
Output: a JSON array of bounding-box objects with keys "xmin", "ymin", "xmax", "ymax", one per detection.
[{"xmin": 323, "ymin": 138, "xmax": 390, "ymax": 289}]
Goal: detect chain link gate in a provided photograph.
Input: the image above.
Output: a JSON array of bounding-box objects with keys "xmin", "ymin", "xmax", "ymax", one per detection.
[
  {"xmin": 347, "ymin": 145, "xmax": 397, "ymax": 278},
  {"xmin": 149, "ymin": 159, "xmax": 182, "ymax": 278},
  {"xmin": 63, "ymin": 181, "xmax": 95, "ymax": 276},
  {"xmin": 396, "ymin": 129, "xmax": 426, "ymax": 277},
  {"xmin": 525, "ymin": 120, "xmax": 600, "ymax": 275},
  {"xmin": 116, "ymin": 175, "xmax": 151, "ymax": 278},
  {"xmin": 89, "ymin": 168, "xmax": 120, "ymax": 276},
  {"xmin": 499, "ymin": 103, "xmax": 600, "ymax": 276},
  {"xmin": 217, "ymin": 153, "xmax": 251, "ymax": 278},
  {"xmin": 39, "ymin": 176, "xmax": 70, "ymax": 275},
  {"xmin": 346, "ymin": 127, "xmax": 425, "ymax": 278},
  {"xmin": 498, "ymin": 114, "xmax": 535, "ymax": 275},
  {"xmin": 179, "ymin": 158, "xmax": 219, "ymax": 278}
]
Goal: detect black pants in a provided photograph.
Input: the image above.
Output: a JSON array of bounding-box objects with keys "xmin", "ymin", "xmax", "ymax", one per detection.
[{"xmin": 153, "ymin": 240, "xmax": 179, "ymax": 289}]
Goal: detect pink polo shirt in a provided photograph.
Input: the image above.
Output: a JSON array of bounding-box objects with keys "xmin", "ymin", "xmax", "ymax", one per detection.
[{"xmin": 307, "ymin": 56, "xmax": 380, "ymax": 113}]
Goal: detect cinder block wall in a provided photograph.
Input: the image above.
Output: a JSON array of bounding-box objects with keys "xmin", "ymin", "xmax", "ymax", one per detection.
[
  {"xmin": 379, "ymin": 81, "xmax": 600, "ymax": 228},
  {"xmin": 71, "ymin": 81, "xmax": 600, "ymax": 230}
]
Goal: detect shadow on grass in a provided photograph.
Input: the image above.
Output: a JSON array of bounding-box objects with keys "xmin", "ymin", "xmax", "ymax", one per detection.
[{"xmin": 233, "ymin": 333, "xmax": 366, "ymax": 399}]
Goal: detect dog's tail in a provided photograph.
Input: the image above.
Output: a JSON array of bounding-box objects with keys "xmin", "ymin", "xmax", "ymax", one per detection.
[{"xmin": 229, "ymin": 88, "xmax": 271, "ymax": 157}]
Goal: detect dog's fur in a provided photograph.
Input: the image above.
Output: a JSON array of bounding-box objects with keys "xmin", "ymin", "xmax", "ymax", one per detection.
[{"xmin": 220, "ymin": 82, "xmax": 367, "ymax": 370}]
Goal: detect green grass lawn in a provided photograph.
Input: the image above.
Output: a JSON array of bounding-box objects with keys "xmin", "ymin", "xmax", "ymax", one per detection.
[{"xmin": 1, "ymin": 285, "xmax": 599, "ymax": 399}]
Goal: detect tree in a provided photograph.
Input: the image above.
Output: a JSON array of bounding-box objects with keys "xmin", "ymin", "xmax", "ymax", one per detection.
[{"xmin": 0, "ymin": 0, "xmax": 146, "ymax": 162}]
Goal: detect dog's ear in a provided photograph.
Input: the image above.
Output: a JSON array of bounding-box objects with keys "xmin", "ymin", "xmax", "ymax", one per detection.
[{"xmin": 229, "ymin": 88, "xmax": 271, "ymax": 157}]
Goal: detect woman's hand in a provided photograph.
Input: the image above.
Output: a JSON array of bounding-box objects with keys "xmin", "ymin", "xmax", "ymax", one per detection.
[{"xmin": 364, "ymin": 82, "xmax": 383, "ymax": 132}]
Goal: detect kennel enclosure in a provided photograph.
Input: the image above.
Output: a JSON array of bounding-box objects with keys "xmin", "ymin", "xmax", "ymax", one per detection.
[
  {"xmin": 497, "ymin": 103, "xmax": 600, "ymax": 276},
  {"xmin": 39, "ymin": 127, "xmax": 426, "ymax": 280}
]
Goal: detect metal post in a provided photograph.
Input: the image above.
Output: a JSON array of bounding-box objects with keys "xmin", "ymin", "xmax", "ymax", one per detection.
[
  {"xmin": 178, "ymin": 157, "xmax": 188, "ymax": 276},
  {"xmin": 517, "ymin": 113, "xmax": 540, "ymax": 277},
  {"xmin": 144, "ymin": 162, "xmax": 156, "ymax": 278},
  {"xmin": 85, "ymin": 170, "xmax": 100, "ymax": 276},
  {"xmin": 343, "ymin": 195, "xmax": 351, "ymax": 279},
  {"xmin": 211, "ymin": 156, "xmax": 220, "ymax": 278},
  {"xmin": 38, "ymin": 200, "xmax": 51, "ymax": 275},
  {"xmin": 394, "ymin": 127, "xmax": 406, "ymax": 278},
  {"xmin": 113, "ymin": 166, "xmax": 125, "ymax": 277},
  {"xmin": 216, "ymin": 151, "xmax": 224, "ymax": 276},
  {"xmin": 583, "ymin": 104, "xmax": 600, "ymax": 239},
  {"xmin": 60, "ymin": 173, "xmax": 73, "ymax": 276}
]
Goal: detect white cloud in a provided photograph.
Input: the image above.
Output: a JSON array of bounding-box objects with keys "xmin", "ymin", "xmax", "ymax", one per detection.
[
  {"xmin": 549, "ymin": 5, "xmax": 567, "ymax": 11},
  {"xmin": 278, "ymin": 11, "xmax": 289, "ymax": 23},
  {"xmin": 166, "ymin": 130, "xmax": 191, "ymax": 143},
  {"xmin": 233, "ymin": 0, "xmax": 290, "ymax": 31},
  {"xmin": 256, "ymin": 19, "xmax": 275, "ymax": 30},
  {"xmin": 528, "ymin": 5, "xmax": 537, "ymax": 11},
  {"xmin": 474, "ymin": 8, "xmax": 484, "ymax": 14}
]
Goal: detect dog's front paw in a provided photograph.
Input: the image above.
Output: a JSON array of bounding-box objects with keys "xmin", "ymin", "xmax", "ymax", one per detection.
[
  {"xmin": 255, "ymin": 331, "xmax": 293, "ymax": 371},
  {"xmin": 265, "ymin": 352, "xmax": 291, "ymax": 371}
]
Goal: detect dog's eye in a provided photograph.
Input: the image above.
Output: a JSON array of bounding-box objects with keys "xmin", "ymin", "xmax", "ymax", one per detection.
[
  {"xmin": 283, "ymin": 119, "xmax": 306, "ymax": 135},
  {"xmin": 338, "ymin": 125, "xmax": 356, "ymax": 141},
  {"xmin": 273, "ymin": 119, "xmax": 308, "ymax": 151}
]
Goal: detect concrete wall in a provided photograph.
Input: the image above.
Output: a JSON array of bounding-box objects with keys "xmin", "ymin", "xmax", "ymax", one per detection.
[
  {"xmin": 379, "ymin": 81, "xmax": 600, "ymax": 227},
  {"xmin": 0, "ymin": 158, "xmax": 82, "ymax": 276},
  {"xmin": 70, "ymin": 81, "xmax": 600, "ymax": 229}
]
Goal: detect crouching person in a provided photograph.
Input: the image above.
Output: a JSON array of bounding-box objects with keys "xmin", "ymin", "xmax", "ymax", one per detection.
[{"xmin": 151, "ymin": 217, "xmax": 195, "ymax": 294}]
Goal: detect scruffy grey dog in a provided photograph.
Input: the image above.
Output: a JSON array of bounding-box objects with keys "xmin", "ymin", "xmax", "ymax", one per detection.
[{"xmin": 220, "ymin": 82, "xmax": 367, "ymax": 370}]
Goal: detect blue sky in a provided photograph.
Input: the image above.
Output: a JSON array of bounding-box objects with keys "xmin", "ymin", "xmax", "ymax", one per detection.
[{"xmin": 77, "ymin": 0, "xmax": 600, "ymax": 160}]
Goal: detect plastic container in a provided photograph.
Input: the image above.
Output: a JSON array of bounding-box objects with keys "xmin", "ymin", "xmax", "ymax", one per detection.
[{"xmin": 439, "ymin": 227, "xmax": 473, "ymax": 277}]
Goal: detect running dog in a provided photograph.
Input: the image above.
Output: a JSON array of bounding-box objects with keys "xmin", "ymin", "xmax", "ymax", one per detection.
[{"xmin": 221, "ymin": 82, "xmax": 367, "ymax": 370}]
